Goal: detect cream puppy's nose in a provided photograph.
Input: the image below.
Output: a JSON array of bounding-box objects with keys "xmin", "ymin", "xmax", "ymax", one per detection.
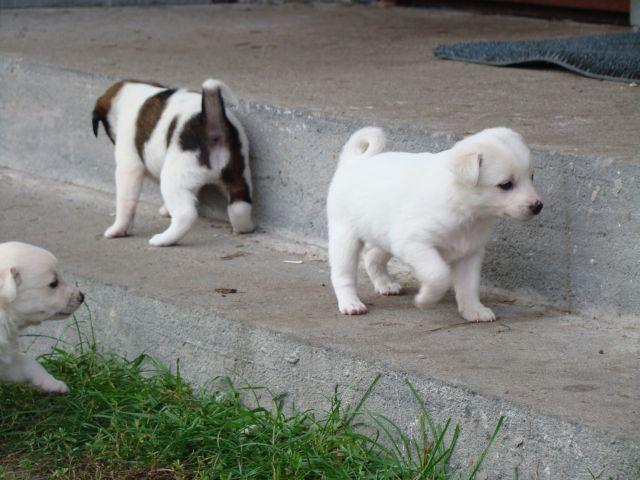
[{"xmin": 529, "ymin": 201, "xmax": 543, "ymax": 215}]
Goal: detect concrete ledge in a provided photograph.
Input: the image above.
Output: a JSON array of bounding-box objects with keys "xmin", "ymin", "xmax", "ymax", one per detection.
[
  {"xmin": 38, "ymin": 277, "xmax": 640, "ymax": 480},
  {"xmin": 2, "ymin": 56, "xmax": 640, "ymax": 315},
  {"xmin": 2, "ymin": 167, "xmax": 638, "ymax": 479}
]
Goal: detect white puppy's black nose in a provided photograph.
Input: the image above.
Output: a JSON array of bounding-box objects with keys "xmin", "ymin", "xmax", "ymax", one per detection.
[{"xmin": 529, "ymin": 201, "xmax": 543, "ymax": 215}]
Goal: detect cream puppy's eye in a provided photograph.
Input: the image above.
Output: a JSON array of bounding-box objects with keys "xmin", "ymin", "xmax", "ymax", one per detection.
[
  {"xmin": 49, "ymin": 279, "xmax": 59, "ymax": 289},
  {"xmin": 498, "ymin": 181, "xmax": 513, "ymax": 191}
]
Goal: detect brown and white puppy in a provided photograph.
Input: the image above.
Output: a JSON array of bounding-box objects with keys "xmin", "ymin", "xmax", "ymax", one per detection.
[
  {"xmin": 0, "ymin": 242, "xmax": 84, "ymax": 393},
  {"xmin": 93, "ymin": 79, "xmax": 254, "ymax": 246}
]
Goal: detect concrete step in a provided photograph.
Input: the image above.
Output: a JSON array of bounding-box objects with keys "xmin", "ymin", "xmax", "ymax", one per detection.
[
  {"xmin": 2, "ymin": 167, "xmax": 638, "ymax": 478},
  {"xmin": 1, "ymin": 4, "xmax": 639, "ymax": 315}
]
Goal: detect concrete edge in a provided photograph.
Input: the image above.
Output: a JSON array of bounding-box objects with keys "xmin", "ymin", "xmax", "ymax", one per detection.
[{"xmin": 29, "ymin": 274, "xmax": 640, "ymax": 480}]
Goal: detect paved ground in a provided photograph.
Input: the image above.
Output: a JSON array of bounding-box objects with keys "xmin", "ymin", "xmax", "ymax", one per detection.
[
  {"xmin": 2, "ymin": 166, "xmax": 638, "ymax": 443},
  {"xmin": 0, "ymin": 4, "xmax": 637, "ymax": 163}
]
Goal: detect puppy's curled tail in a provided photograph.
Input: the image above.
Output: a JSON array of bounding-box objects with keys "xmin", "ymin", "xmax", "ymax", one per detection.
[
  {"xmin": 202, "ymin": 78, "xmax": 239, "ymax": 107},
  {"xmin": 339, "ymin": 127, "xmax": 386, "ymax": 165}
]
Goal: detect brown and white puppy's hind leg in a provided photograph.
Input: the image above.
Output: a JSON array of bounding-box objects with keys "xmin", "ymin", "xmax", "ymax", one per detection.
[
  {"xmin": 104, "ymin": 146, "xmax": 146, "ymax": 238},
  {"xmin": 149, "ymin": 155, "xmax": 203, "ymax": 246},
  {"xmin": 203, "ymin": 79, "xmax": 254, "ymax": 235}
]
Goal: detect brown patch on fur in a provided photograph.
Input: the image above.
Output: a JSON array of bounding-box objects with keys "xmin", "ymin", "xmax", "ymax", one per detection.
[
  {"xmin": 134, "ymin": 89, "xmax": 176, "ymax": 162},
  {"xmin": 179, "ymin": 90, "xmax": 251, "ymax": 205},
  {"xmin": 166, "ymin": 116, "xmax": 179, "ymax": 148},
  {"xmin": 92, "ymin": 79, "xmax": 165, "ymax": 144},
  {"xmin": 178, "ymin": 113, "xmax": 207, "ymax": 165},
  {"xmin": 221, "ymin": 120, "xmax": 252, "ymax": 204}
]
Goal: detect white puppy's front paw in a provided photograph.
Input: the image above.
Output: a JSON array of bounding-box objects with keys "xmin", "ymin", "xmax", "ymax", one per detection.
[
  {"xmin": 460, "ymin": 305, "xmax": 496, "ymax": 323},
  {"xmin": 34, "ymin": 376, "xmax": 69, "ymax": 394},
  {"xmin": 375, "ymin": 281, "xmax": 402, "ymax": 296},
  {"xmin": 338, "ymin": 299, "xmax": 367, "ymax": 315},
  {"xmin": 104, "ymin": 224, "xmax": 128, "ymax": 238},
  {"xmin": 149, "ymin": 233, "xmax": 175, "ymax": 247}
]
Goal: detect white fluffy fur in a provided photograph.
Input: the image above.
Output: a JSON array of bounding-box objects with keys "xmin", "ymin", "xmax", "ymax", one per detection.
[
  {"xmin": 102, "ymin": 79, "xmax": 253, "ymax": 247},
  {"xmin": 327, "ymin": 127, "xmax": 542, "ymax": 321},
  {"xmin": 0, "ymin": 242, "xmax": 84, "ymax": 393}
]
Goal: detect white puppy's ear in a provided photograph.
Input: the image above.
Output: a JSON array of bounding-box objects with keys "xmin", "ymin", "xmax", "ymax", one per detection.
[
  {"xmin": 450, "ymin": 151, "xmax": 482, "ymax": 187},
  {"xmin": 0, "ymin": 267, "xmax": 19, "ymax": 304}
]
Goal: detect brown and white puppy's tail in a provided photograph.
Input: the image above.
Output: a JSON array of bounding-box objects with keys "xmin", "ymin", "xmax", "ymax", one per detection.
[
  {"xmin": 92, "ymin": 105, "xmax": 110, "ymax": 142},
  {"xmin": 92, "ymin": 82, "xmax": 124, "ymax": 144},
  {"xmin": 202, "ymin": 79, "xmax": 239, "ymax": 110},
  {"xmin": 201, "ymin": 79, "xmax": 231, "ymax": 146},
  {"xmin": 339, "ymin": 127, "xmax": 386, "ymax": 166}
]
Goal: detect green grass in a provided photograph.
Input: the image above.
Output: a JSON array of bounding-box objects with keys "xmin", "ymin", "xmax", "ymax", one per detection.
[{"xmin": 0, "ymin": 321, "xmax": 503, "ymax": 479}]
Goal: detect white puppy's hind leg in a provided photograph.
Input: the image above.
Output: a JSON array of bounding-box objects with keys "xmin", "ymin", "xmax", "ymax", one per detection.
[
  {"xmin": 228, "ymin": 201, "xmax": 254, "ymax": 234},
  {"xmin": 329, "ymin": 224, "xmax": 366, "ymax": 315},
  {"xmin": 1, "ymin": 351, "xmax": 68, "ymax": 393},
  {"xmin": 452, "ymin": 250, "xmax": 495, "ymax": 322},
  {"xmin": 364, "ymin": 247, "xmax": 401, "ymax": 296},
  {"xmin": 399, "ymin": 244, "xmax": 451, "ymax": 309},
  {"xmin": 104, "ymin": 150, "xmax": 145, "ymax": 238}
]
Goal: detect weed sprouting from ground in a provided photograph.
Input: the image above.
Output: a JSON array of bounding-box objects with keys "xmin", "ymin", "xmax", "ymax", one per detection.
[{"xmin": 0, "ymin": 319, "xmax": 502, "ymax": 479}]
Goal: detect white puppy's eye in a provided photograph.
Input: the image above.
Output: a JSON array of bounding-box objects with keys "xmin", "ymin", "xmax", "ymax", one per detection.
[
  {"xmin": 49, "ymin": 279, "xmax": 59, "ymax": 289},
  {"xmin": 498, "ymin": 181, "xmax": 513, "ymax": 191}
]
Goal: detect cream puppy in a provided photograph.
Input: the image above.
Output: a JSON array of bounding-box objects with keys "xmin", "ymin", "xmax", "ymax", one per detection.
[
  {"xmin": 0, "ymin": 242, "xmax": 84, "ymax": 392},
  {"xmin": 93, "ymin": 79, "xmax": 254, "ymax": 247},
  {"xmin": 327, "ymin": 127, "xmax": 542, "ymax": 321}
]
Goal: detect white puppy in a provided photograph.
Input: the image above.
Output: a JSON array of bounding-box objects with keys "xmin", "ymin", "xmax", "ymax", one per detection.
[
  {"xmin": 327, "ymin": 127, "xmax": 542, "ymax": 322},
  {"xmin": 93, "ymin": 78, "xmax": 254, "ymax": 247},
  {"xmin": 0, "ymin": 242, "xmax": 84, "ymax": 392}
]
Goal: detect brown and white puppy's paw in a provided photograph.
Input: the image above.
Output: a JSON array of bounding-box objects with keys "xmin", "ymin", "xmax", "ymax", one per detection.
[
  {"xmin": 327, "ymin": 126, "xmax": 542, "ymax": 320},
  {"xmin": 93, "ymin": 78, "xmax": 254, "ymax": 247},
  {"xmin": 0, "ymin": 242, "xmax": 84, "ymax": 392}
]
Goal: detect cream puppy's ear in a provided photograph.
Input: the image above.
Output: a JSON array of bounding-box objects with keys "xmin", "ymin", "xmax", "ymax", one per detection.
[
  {"xmin": 449, "ymin": 151, "xmax": 482, "ymax": 187},
  {"xmin": 0, "ymin": 267, "xmax": 19, "ymax": 304}
]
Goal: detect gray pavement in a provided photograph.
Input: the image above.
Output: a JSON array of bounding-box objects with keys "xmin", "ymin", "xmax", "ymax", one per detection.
[
  {"xmin": 1, "ymin": 5, "xmax": 639, "ymax": 476},
  {"xmin": 1, "ymin": 167, "xmax": 638, "ymax": 479},
  {"xmin": 0, "ymin": 4, "xmax": 637, "ymax": 164}
]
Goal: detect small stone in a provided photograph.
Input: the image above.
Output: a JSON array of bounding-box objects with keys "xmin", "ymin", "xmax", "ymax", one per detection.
[
  {"xmin": 513, "ymin": 436, "xmax": 525, "ymax": 448},
  {"xmin": 286, "ymin": 354, "xmax": 300, "ymax": 365}
]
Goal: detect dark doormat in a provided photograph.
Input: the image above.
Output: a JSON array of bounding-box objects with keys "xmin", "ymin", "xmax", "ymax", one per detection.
[{"xmin": 434, "ymin": 33, "xmax": 640, "ymax": 83}]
